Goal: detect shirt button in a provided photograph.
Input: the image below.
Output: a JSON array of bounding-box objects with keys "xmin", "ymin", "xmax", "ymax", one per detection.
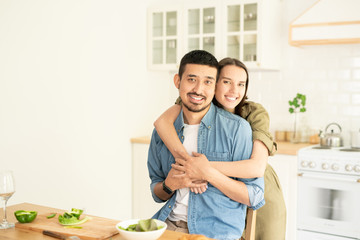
[
  {"xmin": 181, "ymin": 136, "xmax": 184, "ymax": 140},
  {"xmin": 208, "ymin": 126, "xmax": 211, "ymax": 129},
  {"xmin": 168, "ymin": 205, "xmax": 171, "ymax": 208}
]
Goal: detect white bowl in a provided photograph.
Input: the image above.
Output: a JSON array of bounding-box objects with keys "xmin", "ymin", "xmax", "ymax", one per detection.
[{"xmin": 115, "ymin": 219, "xmax": 167, "ymax": 240}]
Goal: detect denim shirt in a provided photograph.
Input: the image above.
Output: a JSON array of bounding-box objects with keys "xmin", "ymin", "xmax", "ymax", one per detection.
[{"xmin": 147, "ymin": 103, "xmax": 265, "ymax": 240}]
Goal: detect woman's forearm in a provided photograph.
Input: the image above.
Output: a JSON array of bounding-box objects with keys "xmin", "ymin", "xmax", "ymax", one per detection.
[
  {"xmin": 206, "ymin": 166, "xmax": 250, "ymax": 205},
  {"xmin": 211, "ymin": 140, "xmax": 268, "ymax": 178},
  {"xmin": 154, "ymin": 104, "xmax": 186, "ymax": 158}
]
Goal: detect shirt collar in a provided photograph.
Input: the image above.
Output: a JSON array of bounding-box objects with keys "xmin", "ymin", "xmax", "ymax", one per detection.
[{"xmin": 174, "ymin": 103, "xmax": 216, "ymax": 132}]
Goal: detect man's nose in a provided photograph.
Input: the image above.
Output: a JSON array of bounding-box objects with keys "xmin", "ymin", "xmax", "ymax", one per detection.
[{"xmin": 192, "ymin": 81, "xmax": 204, "ymax": 93}]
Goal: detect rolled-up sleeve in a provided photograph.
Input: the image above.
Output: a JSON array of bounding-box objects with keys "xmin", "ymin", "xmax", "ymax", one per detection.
[
  {"xmin": 233, "ymin": 118, "xmax": 265, "ymax": 209},
  {"xmin": 147, "ymin": 129, "xmax": 167, "ymax": 203},
  {"xmin": 242, "ymin": 178, "xmax": 265, "ymax": 210}
]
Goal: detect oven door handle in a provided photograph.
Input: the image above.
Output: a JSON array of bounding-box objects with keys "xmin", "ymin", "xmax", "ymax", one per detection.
[{"xmin": 298, "ymin": 172, "xmax": 360, "ymax": 183}]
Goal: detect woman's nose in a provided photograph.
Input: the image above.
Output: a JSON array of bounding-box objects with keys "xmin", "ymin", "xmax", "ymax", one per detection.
[{"xmin": 229, "ymin": 84, "xmax": 237, "ymax": 93}]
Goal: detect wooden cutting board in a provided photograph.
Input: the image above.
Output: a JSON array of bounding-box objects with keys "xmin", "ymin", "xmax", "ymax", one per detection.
[{"xmin": 15, "ymin": 211, "xmax": 119, "ymax": 240}]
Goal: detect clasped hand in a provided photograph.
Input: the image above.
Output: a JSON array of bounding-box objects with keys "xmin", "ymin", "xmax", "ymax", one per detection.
[{"xmin": 171, "ymin": 151, "xmax": 211, "ymax": 194}]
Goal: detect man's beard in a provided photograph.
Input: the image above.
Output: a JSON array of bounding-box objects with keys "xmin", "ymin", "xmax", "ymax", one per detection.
[{"xmin": 182, "ymin": 101, "xmax": 211, "ymax": 113}]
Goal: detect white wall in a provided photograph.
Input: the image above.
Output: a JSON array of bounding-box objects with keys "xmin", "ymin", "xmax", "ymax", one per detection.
[{"xmin": 0, "ymin": 0, "xmax": 174, "ymax": 220}]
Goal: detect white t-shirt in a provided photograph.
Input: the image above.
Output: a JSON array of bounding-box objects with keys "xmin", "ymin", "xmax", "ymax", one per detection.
[{"xmin": 168, "ymin": 123, "xmax": 199, "ymax": 222}]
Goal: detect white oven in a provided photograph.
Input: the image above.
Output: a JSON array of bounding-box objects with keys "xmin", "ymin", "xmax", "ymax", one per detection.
[{"xmin": 297, "ymin": 146, "xmax": 360, "ymax": 240}]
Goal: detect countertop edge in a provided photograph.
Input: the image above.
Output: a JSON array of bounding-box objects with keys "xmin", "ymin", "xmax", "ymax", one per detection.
[{"xmin": 130, "ymin": 137, "xmax": 315, "ymax": 155}]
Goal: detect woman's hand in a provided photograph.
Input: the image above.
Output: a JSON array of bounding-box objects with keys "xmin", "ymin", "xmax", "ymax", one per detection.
[
  {"xmin": 172, "ymin": 151, "xmax": 212, "ymax": 194},
  {"xmin": 190, "ymin": 180, "xmax": 208, "ymax": 194}
]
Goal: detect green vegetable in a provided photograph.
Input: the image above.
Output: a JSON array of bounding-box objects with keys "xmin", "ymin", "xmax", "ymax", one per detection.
[
  {"xmin": 69, "ymin": 208, "xmax": 83, "ymax": 219},
  {"xmin": 14, "ymin": 210, "xmax": 38, "ymax": 223},
  {"xmin": 119, "ymin": 219, "xmax": 163, "ymax": 232},
  {"xmin": 58, "ymin": 208, "xmax": 89, "ymax": 226},
  {"xmin": 64, "ymin": 225, "xmax": 83, "ymax": 229},
  {"xmin": 47, "ymin": 213, "xmax": 56, "ymax": 219}
]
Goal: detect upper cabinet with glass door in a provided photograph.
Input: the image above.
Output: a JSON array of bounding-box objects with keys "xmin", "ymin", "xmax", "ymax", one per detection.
[
  {"xmin": 147, "ymin": 5, "xmax": 182, "ymax": 70},
  {"xmin": 184, "ymin": 0, "xmax": 220, "ymax": 57},
  {"xmin": 147, "ymin": 0, "xmax": 282, "ymax": 71},
  {"xmin": 222, "ymin": 0, "xmax": 282, "ymax": 70}
]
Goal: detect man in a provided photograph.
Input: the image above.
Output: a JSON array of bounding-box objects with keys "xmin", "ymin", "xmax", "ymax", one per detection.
[{"xmin": 147, "ymin": 50, "xmax": 264, "ymax": 240}]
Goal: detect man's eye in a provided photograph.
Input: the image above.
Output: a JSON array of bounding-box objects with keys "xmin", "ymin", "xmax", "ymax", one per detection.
[
  {"xmin": 188, "ymin": 78, "xmax": 196, "ymax": 82},
  {"xmin": 239, "ymin": 83, "xmax": 245, "ymax": 87},
  {"xmin": 223, "ymin": 80, "xmax": 230, "ymax": 84},
  {"xmin": 205, "ymin": 80, "xmax": 214, "ymax": 85}
]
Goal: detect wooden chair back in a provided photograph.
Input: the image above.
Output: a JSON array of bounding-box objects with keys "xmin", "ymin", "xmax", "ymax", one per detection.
[{"xmin": 241, "ymin": 208, "xmax": 257, "ymax": 240}]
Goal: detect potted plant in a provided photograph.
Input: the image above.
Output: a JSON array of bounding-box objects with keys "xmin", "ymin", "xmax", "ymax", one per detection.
[{"xmin": 288, "ymin": 93, "xmax": 306, "ymax": 142}]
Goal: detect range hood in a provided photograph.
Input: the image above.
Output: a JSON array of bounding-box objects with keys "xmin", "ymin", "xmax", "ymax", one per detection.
[{"xmin": 289, "ymin": 0, "xmax": 360, "ymax": 46}]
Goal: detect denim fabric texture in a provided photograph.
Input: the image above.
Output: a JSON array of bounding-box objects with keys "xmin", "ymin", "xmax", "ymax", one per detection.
[{"xmin": 147, "ymin": 103, "xmax": 265, "ymax": 240}]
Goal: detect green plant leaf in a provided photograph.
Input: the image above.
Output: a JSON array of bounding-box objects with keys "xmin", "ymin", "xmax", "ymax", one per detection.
[{"xmin": 288, "ymin": 93, "xmax": 306, "ymax": 114}]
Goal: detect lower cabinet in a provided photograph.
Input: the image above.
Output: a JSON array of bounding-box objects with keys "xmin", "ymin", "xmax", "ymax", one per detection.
[
  {"xmin": 268, "ymin": 154, "xmax": 298, "ymax": 240},
  {"xmin": 131, "ymin": 142, "xmax": 165, "ymax": 219}
]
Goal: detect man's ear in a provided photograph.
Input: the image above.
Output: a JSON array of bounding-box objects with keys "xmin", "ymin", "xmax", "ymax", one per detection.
[{"xmin": 174, "ymin": 74, "xmax": 181, "ymax": 89}]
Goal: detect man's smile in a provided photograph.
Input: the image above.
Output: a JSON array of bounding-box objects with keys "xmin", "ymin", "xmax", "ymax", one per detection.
[{"xmin": 188, "ymin": 93, "xmax": 206, "ymax": 104}]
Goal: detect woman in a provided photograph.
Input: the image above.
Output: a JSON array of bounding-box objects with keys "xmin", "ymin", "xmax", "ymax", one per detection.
[{"xmin": 154, "ymin": 57, "xmax": 286, "ymax": 240}]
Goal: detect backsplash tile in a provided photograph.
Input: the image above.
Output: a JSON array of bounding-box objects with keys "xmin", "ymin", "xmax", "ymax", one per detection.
[
  {"xmin": 352, "ymin": 94, "xmax": 360, "ymax": 104},
  {"xmin": 342, "ymin": 81, "xmax": 360, "ymax": 92},
  {"xmin": 352, "ymin": 69, "xmax": 360, "ymax": 79},
  {"xmin": 249, "ymin": 44, "xmax": 360, "ymax": 144}
]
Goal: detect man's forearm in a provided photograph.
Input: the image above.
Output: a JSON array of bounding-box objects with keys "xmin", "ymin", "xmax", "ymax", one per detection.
[{"xmin": 154, "ymin": 180, "xmax": 174, "ymax": 201}]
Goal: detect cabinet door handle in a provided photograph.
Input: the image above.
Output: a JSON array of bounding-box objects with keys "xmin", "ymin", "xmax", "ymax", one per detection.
[{"xmin": 298, "ymin": 172, "xmax": 359, "ymax": 183}]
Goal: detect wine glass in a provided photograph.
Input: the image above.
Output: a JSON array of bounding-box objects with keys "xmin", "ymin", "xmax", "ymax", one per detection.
[{"xmin": 0, "ymin": 170, "xmax": 15, "ymax": 229}]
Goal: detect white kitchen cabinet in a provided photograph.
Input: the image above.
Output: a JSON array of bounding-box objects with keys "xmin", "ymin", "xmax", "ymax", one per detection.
[
  {"xmin": 147, "ymin": 0, "xmax": 283, "ymax": 71},
  {"xmin": 268, "ymin": 154, "xmax": 298, "ymax": 240},
  {"xmin": 131, "ymin": 141, "xmax": 165, "ymax": 219},
  {"xmin": 147, "ymin": 4, "xmax": 183, "ymax": 71},
  {"xmin": 221, "ymin": 0, "xmax": 282, "ymax": 70},
  {"xmin": 183, "ymin": 0, "xmax": 220, "ymax": 57}
]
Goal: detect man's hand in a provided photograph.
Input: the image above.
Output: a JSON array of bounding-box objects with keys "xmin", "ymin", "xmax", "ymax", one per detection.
[
  {"xmin": 172, "ymin": 151, "xmax": 212, "ymax": 181},
  {"xmin": 165, "ymin": 162, "xmax": 207, "ymax": 191},
  {"xmin": 170, "ymin": 151, "xmax": 212, "ymax": 194}
]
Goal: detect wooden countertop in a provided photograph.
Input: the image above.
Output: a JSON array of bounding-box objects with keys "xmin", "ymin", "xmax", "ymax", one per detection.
[
  {"xmin": 1, "ymin": 203, "xmax": 188, "ymax": 240},
  {"xmin": 276, "ymin": 141, "xmax": 315, "ymax": 155},
  {"xmin": 130, "ymin": 136, "xmax": 151, "ymax": 144},
  {"xmin": 131, "ymin": 137, "xmax": 315, "ymax": 156}
]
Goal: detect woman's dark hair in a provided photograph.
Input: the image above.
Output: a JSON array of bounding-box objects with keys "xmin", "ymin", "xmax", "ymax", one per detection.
[{"xmin": 213, "ymin": 57, "xmax": 249, "ymax": 116}]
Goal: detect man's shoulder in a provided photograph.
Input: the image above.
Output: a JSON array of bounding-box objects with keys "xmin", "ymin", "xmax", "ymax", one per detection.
[{"xmin": 215, "ymin": 106, "xmax": 250, "ymax": 126}]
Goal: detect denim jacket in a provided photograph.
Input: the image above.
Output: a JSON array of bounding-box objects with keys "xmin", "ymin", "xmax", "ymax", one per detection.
[{"xmin": 147, "ymin": 103, "xmax": 265, "ymax": 240}]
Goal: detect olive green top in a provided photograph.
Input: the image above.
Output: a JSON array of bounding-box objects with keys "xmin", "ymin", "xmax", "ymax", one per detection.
[
  {"xmin": 240, "ymin": 101, "xmax": 277, "ymax": 156},
  {"xmin": 175, "ymin": 97, "xmax": 277, "ymax": 156}
]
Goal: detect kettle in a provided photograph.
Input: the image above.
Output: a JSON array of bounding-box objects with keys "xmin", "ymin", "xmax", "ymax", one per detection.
[{"xmin": 320, "ymin": 123, "xmax": 344, "ymax": 147}]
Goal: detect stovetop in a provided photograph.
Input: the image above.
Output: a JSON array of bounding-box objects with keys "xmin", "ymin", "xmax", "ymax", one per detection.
[
  {"xmin": 311, "ymin": 145, "xmax": 360, "ymax": 152},
  {"xmin": 298, "ymin": 145, "xmax": 360, "ymax": 176}
]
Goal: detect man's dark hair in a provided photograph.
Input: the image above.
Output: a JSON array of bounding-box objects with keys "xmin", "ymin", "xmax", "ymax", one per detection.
[{"xmin": 178, "ymin": 50, "xmax": 219, "ymax": 80}]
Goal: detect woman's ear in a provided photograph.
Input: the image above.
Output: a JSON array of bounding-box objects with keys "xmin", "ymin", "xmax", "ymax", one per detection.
[{"xmin": 174, "ymin": 74, "xmax": 180, "ymax": 89}]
